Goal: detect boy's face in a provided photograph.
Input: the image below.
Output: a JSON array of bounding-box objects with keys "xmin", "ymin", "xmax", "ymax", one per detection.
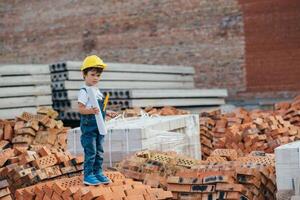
[{"xmin": 84, "ymin": 69, "xmax": 102, "ymax": 86}]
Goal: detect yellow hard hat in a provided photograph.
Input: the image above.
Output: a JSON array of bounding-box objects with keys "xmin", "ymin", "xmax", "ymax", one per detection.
[{"xmin": 80, "ymin": 55, "xmax": 107, "ymax": 71}]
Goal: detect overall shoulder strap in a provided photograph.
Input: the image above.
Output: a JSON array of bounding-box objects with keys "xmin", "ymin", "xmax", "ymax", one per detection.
[{"xmin": 80, "ymin": 87, "xmax": 87, "ymax": 93}]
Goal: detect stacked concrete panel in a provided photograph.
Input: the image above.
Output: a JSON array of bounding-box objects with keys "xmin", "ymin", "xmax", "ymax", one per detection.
[
  {"xmin": 50, "ymin": 61, "xmax": 227, "ymax": 120},
  {"xmin": 0, "ymin": 64, "xmax": 52, "ymax": 119}
]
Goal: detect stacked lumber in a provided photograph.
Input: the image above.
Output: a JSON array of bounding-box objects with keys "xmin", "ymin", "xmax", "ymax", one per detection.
[
  {"xmin": 200, "ymin": 106, "xmax": 300, "ymax": 159},
  {"xmin": 275, "ymin": 95, "xmax": 300, "ymax": 127},
  {"xmin": 15, "ymin": 171, "xmax": 173, "ymax": 200},
  {"xmin": 50, "ymin": 61, "xmax": 226, "ymax": 120},
  {"xmin": 0, "ymin": 107, "xmax": 68, "ymax": 151},
  {"xmin": 117, "ymin": 149, "xmax": 276, "ymax": 200},
  {"xmin": 0, "ymin": 64, "xmax": 52, "ymax": 119}
]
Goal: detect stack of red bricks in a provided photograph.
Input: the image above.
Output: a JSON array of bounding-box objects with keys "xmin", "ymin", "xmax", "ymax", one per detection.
[
  {"xmin": 275, "ymin": 95, "xmax": 300, "ymax": 127},
  {"xmin": 169, "ymin": 150, "xmax": 276, "ymax": 200},
  {"xmin": 117, "ymin": 150, "xmax": 199, "ymax": 190},
  {"xmin": 200, "ymin": 98, "xmax": 300, "ymax": 159},
  {"xmin": 122, "ymin": 106, "xmax": 190, "ymax": 118},
  {"xmin": 0, "ymin": 145, "xmax": 84, "ymax": 198},
  {"xmin": 117, "ymin": 149, "xmax": 276, "ymax": 200},
  {"xmin": 15, "ymin": 171, "xmax": 173, "ymax": 200},
  {"xmin": 0, "ymin": 180, "xmax": 12, "ymax": 200},
  {"xmin": 0, "ymin": 107, "xmax": 68, "ymax": 151}
]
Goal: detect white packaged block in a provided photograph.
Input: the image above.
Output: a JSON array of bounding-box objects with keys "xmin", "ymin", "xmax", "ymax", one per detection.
[
  {"xmin": 67, "ymin": 115, "xmax": 200, "ymax": 166},
  {"xmin": 275, "ymin": 141, "xmax": 300, "ymax": 190}
]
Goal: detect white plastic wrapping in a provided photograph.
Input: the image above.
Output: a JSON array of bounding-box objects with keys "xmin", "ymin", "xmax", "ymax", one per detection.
[{"xmin": 67, "ymin": 114, "xmax": 200, "ymax": 167}]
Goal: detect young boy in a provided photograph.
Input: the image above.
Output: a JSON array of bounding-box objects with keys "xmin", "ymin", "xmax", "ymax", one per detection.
[{"xmin": 77, "ymin": 55, "xmax": 111, "ymax": 185}]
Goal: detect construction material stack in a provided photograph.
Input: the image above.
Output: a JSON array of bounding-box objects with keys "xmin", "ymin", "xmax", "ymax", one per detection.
[
  {"xmin": 0, "ymin": 107, "xmax": 67, "ymax": 151},
  {"xmin": 68, "ymin": 114, "xmax": 200, "ymax": 167},
  {"xmin": 0, "ymin": 64, "xmax": 52, "ymax": 119},
  {"xmin": 15, "ymin": 171, "xmax": 173, "ymax": 200},
  {"xmin": 117, "ymin": 149, "xmax": 276, "ymax": 200},
  {"xmin": 199, "ymin": 96, "xmax": 300, "ymax": 159},
  {"xmin": 50, "ymin": 61, "xmax": 227, "ymax": 120}
]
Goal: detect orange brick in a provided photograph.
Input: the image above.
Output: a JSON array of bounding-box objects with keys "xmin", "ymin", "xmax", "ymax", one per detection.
[
  {"xmin": 32, "ymin": 154, "xmax": 58, "ymax": 169},
  {"xmin": 73, "ymin": 187, "xmax": 90, "ymax": 200},
  {"xmin": 51, "ymin": 192, "xmax": 63, "ymax": 200},
  {"xmin": 61, "ymin": 186, "xmax": 80, "ymax": 200},
  {"xmin": 34, "ymin": 184, "xmax": 45, "ymax": 200},
  {"xmin": 22, "ymin": 187, "xmax": 35, "ymax": 200},
  {"xmin": 3, "ymin": 123, "xmax": 13, "ymax": 142},
  {"xmin": 167, "ymin": 184, "xmax": 191, "ymax": 192},
  {"xmin": 38, "ymin": 147, "xmax": 52, "ymax": 157},
  {"xmin": 125, "ymin": 195, "xmax": 144, "ymax": 200},
  {"xmin": 82, "ymin": 187, "xmax": 103, "ymax": 200},
  {"xmin": 43, "ymin": 182, "xmax": 54, "ymax": 198},
  {"xmin": 0, "ymin": 195, "xmax": 13, "ymax": 200},
  {"xmin": 43, "ymin": 194, "xmax": 52, "ymax": 200},
  {"xmin": 110, "ymin": 186, "xmax": 126, "ymax": 198},
  {"xmin": 216, "ymin": 183, "xmax": 246, "ymax": 193}
]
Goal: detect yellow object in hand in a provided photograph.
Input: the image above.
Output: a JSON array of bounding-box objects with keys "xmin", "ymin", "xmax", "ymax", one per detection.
[{"xmin": 103, "ymin": 93, "xmax": 110, "ymax": 111}]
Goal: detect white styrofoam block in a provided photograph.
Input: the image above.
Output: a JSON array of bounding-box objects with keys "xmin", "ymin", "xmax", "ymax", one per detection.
[
  {"xmin": 275, "ymin": 141, "xmax": 300, "ymax": 190},
  {"xmin": 275, "ymin": 148, "xmax": 300, "ymax": 165},
  {"xmin": 67, "ymin": 115, "xmax": 200, "ymax": 166}
]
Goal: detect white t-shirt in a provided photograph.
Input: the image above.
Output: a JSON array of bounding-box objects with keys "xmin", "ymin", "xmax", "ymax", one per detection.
[{"xmin": 77, "ymin": 84, "xmax": 104, "ymax": 108}]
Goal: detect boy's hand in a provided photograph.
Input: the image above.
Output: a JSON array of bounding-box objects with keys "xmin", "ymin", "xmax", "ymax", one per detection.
[
  {"xmin": 107, "ymin": 110, "xmax": 118, "ymax": 118},
  {"xmin": 89, "ymin": 107, "xmax": 99, "ymax": 114}
]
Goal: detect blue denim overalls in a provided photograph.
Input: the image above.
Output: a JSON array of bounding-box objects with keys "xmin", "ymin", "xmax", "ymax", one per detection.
[{"xmin": 80, "ymin": 88, "xmax": 106, "ymax": 177}]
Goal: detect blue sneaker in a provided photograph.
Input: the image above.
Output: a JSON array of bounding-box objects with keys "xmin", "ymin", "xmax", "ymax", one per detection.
[
  {"xmin": 83, "ymin": 174, "xmax": 102, "ymax": 186},
  {"xmin": 95, "ymin": 173, "xmax": 111, "ymax": 184}
]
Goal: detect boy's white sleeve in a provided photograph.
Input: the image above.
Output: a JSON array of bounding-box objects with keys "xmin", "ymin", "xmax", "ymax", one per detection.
[{"xmin": 78, "ymin": 89, "xmax": 88, "ymax": 105}]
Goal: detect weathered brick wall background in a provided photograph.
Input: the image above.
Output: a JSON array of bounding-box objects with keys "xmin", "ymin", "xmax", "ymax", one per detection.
[
  {"xmin": 1, "ymin": 0, "xmax": 299, "ymax": 100},
  {"xmin": 237, "ymin": 0, "xmax": 300, "ymax": 100}
]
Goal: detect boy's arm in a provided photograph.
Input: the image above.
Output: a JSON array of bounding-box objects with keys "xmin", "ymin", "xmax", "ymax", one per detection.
[{"xmin": 78, "ymin": 102, "xmax": 99, "ymax": 115}]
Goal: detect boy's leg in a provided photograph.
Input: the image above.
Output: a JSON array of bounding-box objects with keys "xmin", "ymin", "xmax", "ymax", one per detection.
[
  {"xmin": 94, "ymin": 134, "xmax": 110, "ymax": 183},
  {"xmin": 94, "ymin": 134, "xmax": 104, "ymax": 174},
  {"xmin": 81, "ymin": 131, "xmax": 101, "ymax": 185}
]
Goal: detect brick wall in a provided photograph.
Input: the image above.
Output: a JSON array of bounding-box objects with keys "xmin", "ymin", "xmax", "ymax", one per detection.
[
  {"xmin": 0, "ymin": 0, "xmax": 245, "ymax": 98},
  {"xmin": 237, "ymin": 0, "xmax": 300, "ymax": 99},
  {"xmin": 1, "ymin": 0, "xmax": 299, "ymax": 99}
]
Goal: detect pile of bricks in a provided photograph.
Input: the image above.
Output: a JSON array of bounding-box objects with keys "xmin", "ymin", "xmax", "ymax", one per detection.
[
  {"xmin": 0, "ymin": 107, "xmax": 68, "ymax": 151},
  {"xmin": 0, "ymin": 180, "xmax": 12, "ymax": 200},
  {"xmin": 15, "ymin": 171, "xmax": 173, "ymax": 200},
  {"xmin": 275, "ymin": 96, "xmax": 300, "ymax": 127},
  {"xmin": 121, "ymin": 106, "xmax": 190, "ymax": 118},
  {"xmin": 0, "ymin": 145, "xmax": 84, "ymax": 198},
  {"xmin": 200, "ymin": 101, "xmax": 300, "ymax": 159},
  {"xmin": 117, "ymin": 149, "xmax": 276, "ymax": 200},
  {"xmin": 116, "ymin": 151, "xmax": 199, "ymax": 188}
]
